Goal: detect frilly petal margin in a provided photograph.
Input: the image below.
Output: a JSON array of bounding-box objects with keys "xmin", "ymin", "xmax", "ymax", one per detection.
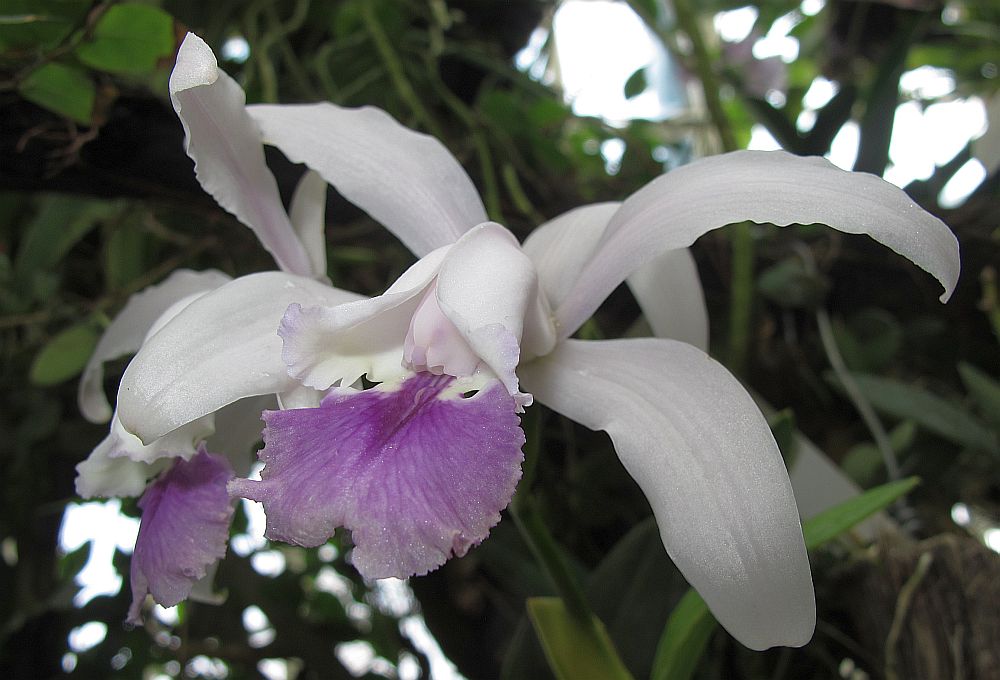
[
  {"xmin": 228, "ymin": 372, "xmax": 524, "ymax": 580},
  {"xmin": 555, "ymin": 150, "xmax": 961, "ymax": 339},
  {"xmin": 118, "ymin": 272, "xmax": 362, "ymax": 444},
  {"xmin": 279, "ymin": 246, "xmax": 450, "ymax": 389},
  {"xmin": 170, "ymin": 33, "xmax": 312, "ymax": 276},
  {"xmin": 128, "ymin": 449, "xmax": 235, "ymax": 625},
  {"xmin": 247, "ymin": 103, "xmax": 488, "ymax": 257},
  {"xmin": 78, "ymin": 269, "xmax": 231, "ymax": 424},
  {"xmin": 519, "ymin": 338, "xmax": 816, "ymax": 650}
]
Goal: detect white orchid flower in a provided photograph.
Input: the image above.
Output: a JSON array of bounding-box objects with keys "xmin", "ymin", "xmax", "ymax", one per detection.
[
  {"xmin": 73, "ymin": 33, "xmax": 353, "ymax": 622},
  {"xmin": 107, "ymin": 32, "xmax": 959, "ymax": 648}
]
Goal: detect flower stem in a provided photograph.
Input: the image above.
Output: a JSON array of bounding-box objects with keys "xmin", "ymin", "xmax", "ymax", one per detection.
[
  {"xmin": 512, "ymin": 495, "xmax": 592, "ymax": 625},
  {"xmin": 361, "ymin": 3, "xmax": 444, "ymax": 140},
  {"xmin": 816, "ymin": 308, "xmax": 901, "ymax": 481},
  {"xmin": 627, "ymin": 0, "xmax": 753, "ymax": 373},
  {"xmin": 512, "ymin": 409, "xmax": 592, "ymax": 625},
  {"xmin": 727, "ymin": 223, "xmax": 754, "ymax": 374}
]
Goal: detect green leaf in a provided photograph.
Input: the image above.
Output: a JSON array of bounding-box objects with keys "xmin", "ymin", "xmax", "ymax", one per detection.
[
  {"xmin": 832, "ymin": 308, "xmax": 903, "ymax": 373},
  {"xmin": 18, "ymin": 62, "xmax": 94, "ymax": 124},
  {"xmin": 803, "ymin": 477, "xmax": 919, "ymax": 550},
  {"xmin": 841, "ymin": 421, "xmax": 916, "ymax": 486},
  {"xmin": 527, "ymin": 597, "xmax": 635, "ymax": 680},
  {"xmin": 0, "ymin": 0, "xmax": 89, "ymax": 51},
  {"xmin": 104, "ymin": 223, "xmax": 146, "ymax": 290},
  {"xmin": 14, "ymin": 194, "xmax": 120, "ymax": 284},
  {"xmin": 586, "ymin": 518, "xmax": 688, "ymax": 679},
  {"xmin": 770, "ymin": 408, "xmax": 798, "ymax": 468},
  {"xmin": 650, "ymin": 589, "xmax": 716, "ymax": 680},
  {"xmin": 623, "ymin": 67, "xmax": 647, "ymax": 99},
  {"xmin": 74, "ymin": 3, "xmax": 174, "ymax": 75},
  {"xmin": 649, "ymin": 477, "xmax": 920, "ymax": 680},
  {"xmin": 29, "ymin": 322, "xmax": 99, "ymax": 386},
  {"xmin": 757, "ymin": 257, "xmax": 829, "ymax": 309},
  {"xmin": 842, "ymin": 372, "xmax": 999, "ymax": 456},
  {"xmin": 958, "ymin": 362, "xmax": 1000, "ymax": 430}
]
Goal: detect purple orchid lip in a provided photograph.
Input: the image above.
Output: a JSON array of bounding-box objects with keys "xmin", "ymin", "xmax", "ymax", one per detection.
[
  {"xmin": 128, "ymin": 449, "xmax": 235, "ymax": 625},
  {"xmin": 228, "ymin": 371, "xmax": 525, "ymax": 580}
]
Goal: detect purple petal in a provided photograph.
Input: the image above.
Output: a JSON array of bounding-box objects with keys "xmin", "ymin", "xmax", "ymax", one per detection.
[
  {"xmin": 229, "ymin": 372, "xmax": 524, "ymax": 579},
  {"xmin": 128, "ymin": 449, "xmax": 235, "ymax": 625}
]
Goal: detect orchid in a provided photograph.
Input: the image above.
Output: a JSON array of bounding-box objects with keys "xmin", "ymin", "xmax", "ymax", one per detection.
[
  {"xmin": 87, "ymin": 32, "xmax": 960, "ymax": 650},
  {"xmin": 72, "ymin": 33, "xmax": 352, "ymax": 622}
]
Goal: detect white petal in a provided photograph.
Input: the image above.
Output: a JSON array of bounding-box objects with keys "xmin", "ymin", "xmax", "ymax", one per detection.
[
  {"xmin": 79, "ymin": 269, "xmax": 231, "ymax": 423},
  {"xmin": 206, "ymin": 395, "xmax": 275, "ymax": 477},
  {"xmin": 289, "ymin": 170, "xmax": 328, "ymax": 279},
  {"xmin": 627, "ymin": 248, "xmax": 709, "ymax": 351},
  {"xmin": 555, "ymin": 150, "xmax": 961, "ymax": 338},
  {"xmin": 75, "ymin": 411, "xmax": 209, "ymax": 497},
  {"xmin": 247, "ymin": 103, "xmax": 487, "ymax": 256},
  {"xmin": 279, "ymin": 246, "xmax": 450, "ymax": 389},
  {"xmin": 519, "ymin": 338, "xmax": 816, "ymax": 650},
  {"xmin": 436, "ymin": 223, "xmax": 554, "ymax": 403},
  {"xmin": 75, "ymin": 435, "xmax": 161, "ymax": 498},
  {"xmin": 118, "ymin": 272, "xmax": 362, "ymax": 443},
  {"xmin": 170, "ymin": 33, "xmax": 312, "ymax": 276},
  {"xmin": 521, "ymin": 202, "xmax": 619, "ymax": 308}
]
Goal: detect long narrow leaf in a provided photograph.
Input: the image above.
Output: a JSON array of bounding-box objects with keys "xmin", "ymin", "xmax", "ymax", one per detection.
[{"xmin": 527, "ymin": 597, "xmax": 635, "ymax": 680}]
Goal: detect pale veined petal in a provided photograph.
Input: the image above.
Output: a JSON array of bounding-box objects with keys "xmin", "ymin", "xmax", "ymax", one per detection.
[
  {"xmin": 434, "ymin": 223, "xmax": 554, "ymax": 404},
  {"xmin": 289, "ymin": 170, "xmax": 328, "ymax": 279},
  {"xmin": 555, "ymin": 150, "xmax": 961, "ymax": 338},
  {"xmin": 519, "ymin": 338, "xmax": 816, "ymax": 650},
  {"xmin": 627, "ymin": 248, "xmax": 709, "ymax": 351},
  {"xmin": 279, "ymin": 246, "xmax": 450, "ymax": 389},
  {"xmin": 521, "ymin": 202, "xmax": 619, "ymax": 307},
  {"xmin": 79, "ymin": 269, "xmax": 231, "ymax": 423},
  {"xmin": 75, "ymin": 432, "xmax": 165, "ymax": 499},
  {"xmin": 170, "ymin": 33, "xmax": 312, "ymax": 276},
  {"xmin": 247, "ymin": 103, "xmax": 488, "ymax": 256},
  {"xmin": 118, "ymin": 272, "xmax": 362, "ymax": 444},
  {"xmin": 75, "ymin": 408, "xmax": 212, "ymax": 496},
  {"xmin": 206, "ymin": 395, "xmax": 276, "ymax": 478}
]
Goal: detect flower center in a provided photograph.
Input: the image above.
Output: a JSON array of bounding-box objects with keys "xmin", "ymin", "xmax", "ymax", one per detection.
[{"xmin": 402, "ymin": 281, "xmax": 481, "ymax": 377}]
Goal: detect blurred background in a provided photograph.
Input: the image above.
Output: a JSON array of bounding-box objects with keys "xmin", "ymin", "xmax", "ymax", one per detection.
[{"xmin": 1, "ymin": 0, "xmax": 998, "ymax": 678}]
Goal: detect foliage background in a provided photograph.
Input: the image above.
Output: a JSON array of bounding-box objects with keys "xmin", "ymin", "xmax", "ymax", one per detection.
[{"xmin": 1, "ymin": 0, "xmax": 998, "ymax": 678}]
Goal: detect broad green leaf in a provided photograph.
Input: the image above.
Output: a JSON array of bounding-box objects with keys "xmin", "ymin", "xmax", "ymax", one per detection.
[
  {"xmin": 18, "ymin": 62, "xmax": 94, "ymax": 125},
  {"xmin": 623, "ymin": 67, "xmax": 648, "ymax": 99},
  {"xmin": 0, "ymin": 0, "xmax": 89, "ymax": 51},
  {"xmin": 104, "ymin": 223, "xmax": 147, "ymax": 290},
  {"xmin": 832, "ymin": 308, "xmax": 903, "ymax": 373},
  {"xmin": 73, "ymin": 3, "xmax": 174, "ymax": 74},
  {"xmin": 841, "ymin": 421, "xmax": 916, "ymax": 485},
  {"xmin": 757, "ymin": 257, "xmax": 828, "ymax": 309},
  {"xmin": 650, "ymin": 477, "xmax": 920, "ymax": 680},
  {"xmin": 958, "ymin": 362, "xmax": 1000, "ymax": 430},
  {"xmin": 527, "ymin": 598, "xmax": 634, "ymax": 680},
  {"xmin": 14, "ymin": 194, "xmax": 120, "ymax": 284},
  {"xmin": 843, "ymin": 372, "xmax": 999, "ymax": 456},
  {"xmin": 29, "ymin": 322, "xmax": 99, "ymax": 386},
  {"xmin": 650, "ymin": 590, "xmax": 716, "ymax": 680},
  {"xmin": 803, "ymin": 477, "xmax": 919, "ymax": 550}
]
